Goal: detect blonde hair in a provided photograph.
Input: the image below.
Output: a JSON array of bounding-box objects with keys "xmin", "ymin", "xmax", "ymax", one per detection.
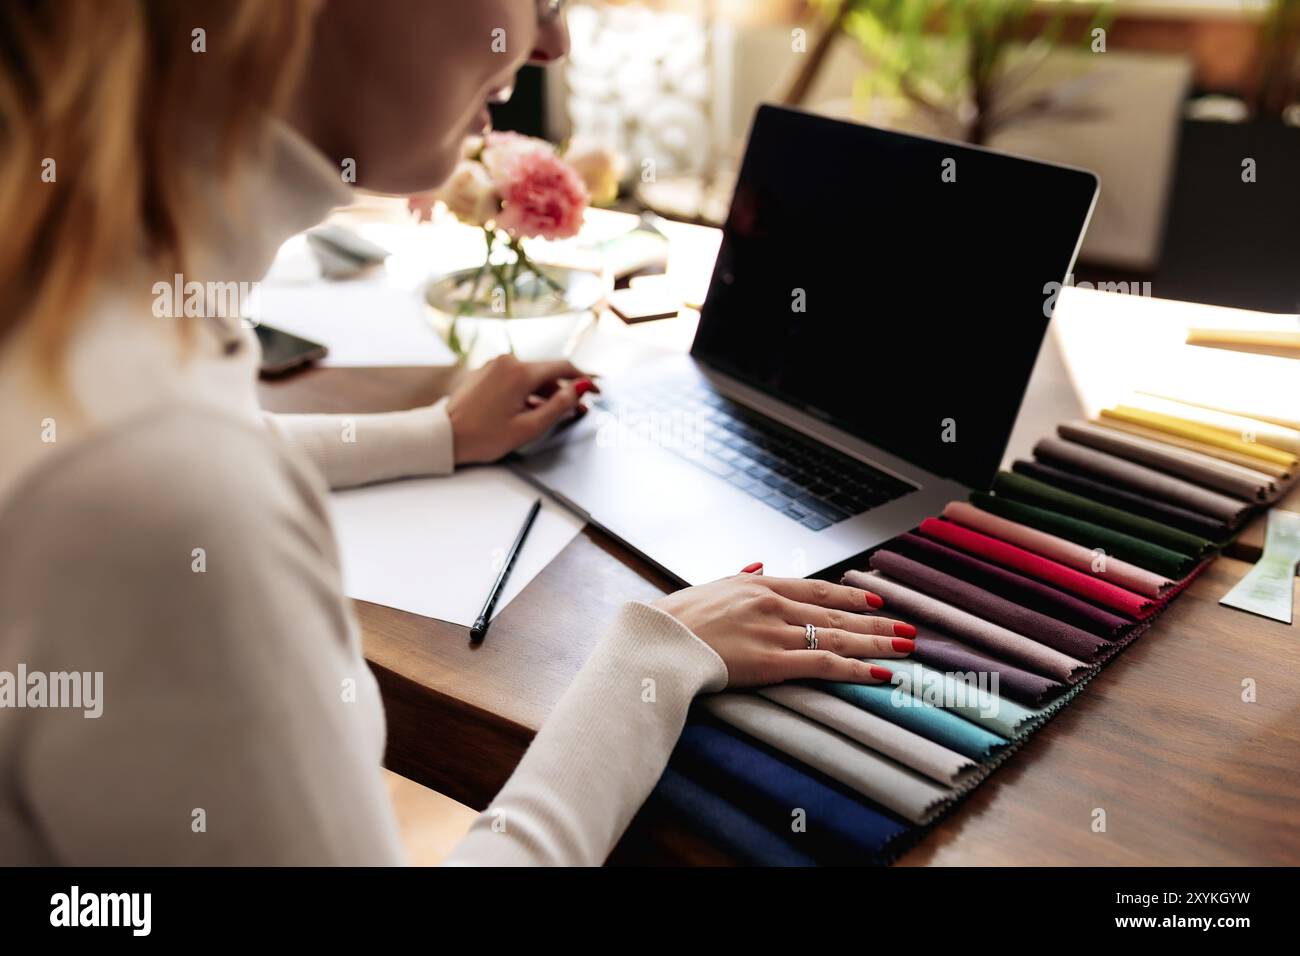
[{"xmin": 0, "ymin": 0, "xmax": 319, "ymax": 379}]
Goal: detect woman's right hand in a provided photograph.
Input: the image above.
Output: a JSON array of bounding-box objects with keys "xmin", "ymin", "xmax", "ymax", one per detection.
[
  {"xmin": 651, "ymin": 565, "xmax": 917, "ymax": 688},
  {"xmin": 446, "ymin": 354, "xmax": 596, "ymax": 465}
]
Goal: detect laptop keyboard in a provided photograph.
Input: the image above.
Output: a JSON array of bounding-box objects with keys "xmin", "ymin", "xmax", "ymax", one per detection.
[{"xmin": 593, "ymin": 381, "xmax": 915, "ymax": 531}]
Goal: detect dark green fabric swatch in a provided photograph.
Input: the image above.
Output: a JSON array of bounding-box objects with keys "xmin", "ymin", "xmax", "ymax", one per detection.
[
  {"xmin": 970, "ymin": 491, "xmax": 1198, "ymax": 580},
  {"xmin": 991, "ymin": 471, "xmax": 1214, "ymax": 558}
]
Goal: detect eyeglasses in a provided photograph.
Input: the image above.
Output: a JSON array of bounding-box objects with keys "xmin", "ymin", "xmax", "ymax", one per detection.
[{"xmin": 537, "ymin": 0, "xmax": 567, "ymax": 25}]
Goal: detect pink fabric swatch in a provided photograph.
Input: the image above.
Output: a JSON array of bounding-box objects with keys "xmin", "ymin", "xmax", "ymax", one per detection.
[
  {"xmin": 842, "ymin": 570, "xmax": 1093, "ymax": 684},
  {"xmin": 922, "ymin": 513, "xmax": 1157, "ymax": 618},
  {"xmin": 940, "ymin": 500, "xmax": 1173, "ymax": 600}
]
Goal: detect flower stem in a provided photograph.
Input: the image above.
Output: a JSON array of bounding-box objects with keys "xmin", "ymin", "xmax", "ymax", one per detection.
[{"xmin": 511, "ymin": 237, "xmax": 564, "ymax": 298}]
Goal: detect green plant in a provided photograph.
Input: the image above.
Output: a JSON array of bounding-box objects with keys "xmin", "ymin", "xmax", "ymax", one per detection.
[{"xmin": 809, "ymin": 0, "xmax": 1111, "ymax": 145}]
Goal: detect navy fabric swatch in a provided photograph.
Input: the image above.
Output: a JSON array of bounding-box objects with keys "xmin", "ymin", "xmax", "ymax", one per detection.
[
  {"xmin": 668, "ymin": 721, "xmax": 911, "ymax": 865},
  {"xmin": 653, "ymin": 766, "xmax": 817, "ymax": 867}
]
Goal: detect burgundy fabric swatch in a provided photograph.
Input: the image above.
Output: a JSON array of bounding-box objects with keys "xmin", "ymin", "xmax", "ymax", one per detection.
[
  {"xmin": 901, "ymin": 620, "xmax": 1067, "ymax": 707},
  {"xmin": 891, "ymin": 529, "xmax": 1132, "ymax": 640},
  {"xmin": 868, "ymin": 549, "xmax": 1110, "ymax": 663},
  {"xmin": 923, "ymin": 511, "xmax": 1161, "ymax": 617}
]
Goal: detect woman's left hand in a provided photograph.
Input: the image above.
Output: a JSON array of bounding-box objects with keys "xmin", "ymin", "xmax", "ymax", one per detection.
[
  {"xmin": 447, "ymin": 354, "xmax": 597, "ymax": 465},
  {"xmin": 652, "ymin": 568, "xmax": 915, "ymax": 688}
]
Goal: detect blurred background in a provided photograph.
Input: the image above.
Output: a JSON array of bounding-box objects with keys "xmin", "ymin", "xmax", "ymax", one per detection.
[{"xmin": 488, "ymin": 0, "xmax": 1300, "ymax": 314}]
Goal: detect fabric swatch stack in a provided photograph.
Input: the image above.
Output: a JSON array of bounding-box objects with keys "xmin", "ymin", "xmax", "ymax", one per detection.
[{"xmin": 650, "ymin": 393, "xmax": 1299, "ymax": 866}]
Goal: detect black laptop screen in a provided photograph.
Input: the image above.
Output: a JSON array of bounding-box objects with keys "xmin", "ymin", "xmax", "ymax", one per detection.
[{"xmin": 691, "ymin": 105, "xmax": 1098, "ymax": 492}]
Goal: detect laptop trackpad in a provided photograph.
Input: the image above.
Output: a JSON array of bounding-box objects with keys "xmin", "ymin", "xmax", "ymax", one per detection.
[{"xmin": 515, "ymin": 411, "xmax": 826, "ymax": 584}]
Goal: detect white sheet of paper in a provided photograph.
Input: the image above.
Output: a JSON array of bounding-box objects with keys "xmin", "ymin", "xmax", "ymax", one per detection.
[
  {"xmin": 247, "ymin": 279, "xmax": 457, "ymax": 367},
  {"xmin": 327, "ymin": 468, "xmax": 585, "ymax": 627}
]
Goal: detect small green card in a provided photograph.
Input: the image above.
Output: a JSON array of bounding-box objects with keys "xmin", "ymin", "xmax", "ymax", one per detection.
[{"xmin": 1220, "ymin": 510, "xmax": 1300, "ymax": 624}]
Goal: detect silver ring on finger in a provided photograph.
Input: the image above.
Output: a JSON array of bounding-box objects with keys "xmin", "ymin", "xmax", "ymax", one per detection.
[{"xmin": 804, "ymin": 623, "xmax": 818, "ymax": 650}]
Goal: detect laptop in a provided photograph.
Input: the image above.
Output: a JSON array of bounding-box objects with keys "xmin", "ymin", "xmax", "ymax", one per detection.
[{"xmin": 514, "ymin": 105, "xmax": 1099, "ymax": 586}]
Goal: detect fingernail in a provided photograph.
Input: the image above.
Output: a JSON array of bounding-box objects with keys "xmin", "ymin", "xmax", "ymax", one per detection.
[
  {"xmin": 893, "ymin": 622, "xmax": 916, "ymax": 638},
  {"xmin": 865, "ymin": 592, "xmax": 884, "ymax": 609},
  {"xmin": 574, "ymin": 378, "xmax": 594, "ymax": 397},
  {"xmin": 891, "ymin": 637, "xmax": 915, "ymax": 653},
  {"xmin": 869, "ymin": 665, "xmax": 893, "ymax": 682},
  {"xmin": 740, "ymin": 562, "xmax": 763, "ymax": 574}
]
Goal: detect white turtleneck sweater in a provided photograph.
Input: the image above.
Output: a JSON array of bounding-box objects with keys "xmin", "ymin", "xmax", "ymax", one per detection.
[{"xmin": 0, "ymin": 123, "xmax": 727, "ymax": 866}]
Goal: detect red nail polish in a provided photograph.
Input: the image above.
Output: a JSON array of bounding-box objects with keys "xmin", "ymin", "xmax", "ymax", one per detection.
[
  {"xmin": 574, "ymin": 378, "xmax": 594, "ymax": 397},
  {"xmin": 891, "ymin": 637, "xmax": 915, "ymax": 653},
  {"xmin": 869, "ymin": 665, "xmax": 893, "ymax": 681},
  {"xmin": 740, "ymin": 562, "xmax": 763, "ymax": 574},
  {"xmin": 865, "ymin": 592, "xmax": 884, "ymax": 609},
  {"xmin": 893, "ymin": 622, "xmax": 916, "ymax": 638}
]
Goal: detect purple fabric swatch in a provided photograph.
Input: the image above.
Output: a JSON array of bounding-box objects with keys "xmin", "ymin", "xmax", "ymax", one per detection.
[
  {"xmin": 904, "ymin": 621, "xmax": 1066, "ymax": 707},
  {"xmin": 869, "ymin": 549, "xmax": 1111, "ymax": 662},
  {"xmin": 889, "ymin": 531, "xmax": 1133, "ymax": 639}
]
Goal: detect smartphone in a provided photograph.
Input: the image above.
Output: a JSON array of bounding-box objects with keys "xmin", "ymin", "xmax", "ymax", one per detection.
[{"xmin": 255, "ymin": 324, "xmax": 328, "ymax": 377}]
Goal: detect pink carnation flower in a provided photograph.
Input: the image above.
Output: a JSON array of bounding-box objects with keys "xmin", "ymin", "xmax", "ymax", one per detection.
[
  {"xmin": 481, "ymin": 131, "xmax": 554, "ymax": 179},
  {"xmin": 483, "ymin": 134, "xmax": 588, "ymax": 241}
]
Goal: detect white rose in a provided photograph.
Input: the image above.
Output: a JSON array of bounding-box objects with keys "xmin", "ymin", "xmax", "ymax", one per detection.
[
  {"xmin": 563, "ymin": 138, "xmax": 626, "ymax": 206},
  {"xmin": 461, "ymin": 134, "xmax": 485, "ymax": 160},
  {"xmin": 437, "ymin": 160, "xmax": 500, "ymax": 227}
]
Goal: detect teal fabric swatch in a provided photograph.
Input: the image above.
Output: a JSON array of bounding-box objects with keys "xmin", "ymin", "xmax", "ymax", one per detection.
[
  {"xmin": 867, "ymin": 658, "xmax": 1039, "ymax": 740},
  {"xmin": 818, "ymin": 680, "xmax": 1008, "ymax": 761}
]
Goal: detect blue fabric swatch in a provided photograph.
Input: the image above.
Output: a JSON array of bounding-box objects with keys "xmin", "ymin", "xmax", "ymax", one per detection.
[
  {"xmin": 671, "ymin": 721, "xmax": 911, "ymax": 864},
  {"xmin": 654, "ymin": 766, "xmax": 817, "ymax": 867},
  {"xmin": 818, "ymin": 680, "xmax": 1009, "ymax": 761}
]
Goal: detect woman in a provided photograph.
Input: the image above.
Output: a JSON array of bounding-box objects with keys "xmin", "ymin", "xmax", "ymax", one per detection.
[{"xmin": 0, "ymin": 0, "xmax": 916, "ymax": 865}]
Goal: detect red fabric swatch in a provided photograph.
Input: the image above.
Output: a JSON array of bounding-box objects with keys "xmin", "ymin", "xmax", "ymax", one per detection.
[{"xmin": 918, "ymin": 517, "xmax": 1156, "ymax": 619}]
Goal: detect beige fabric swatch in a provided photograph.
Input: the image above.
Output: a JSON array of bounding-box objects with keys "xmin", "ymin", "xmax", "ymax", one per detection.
[
  {"xmin": 1059, "ymin": 420, "xmax": 1275, "ymax": 502},
  {"xmin": 1034, "ymin": 435, "xmax": 1252, "ymax": 523},
  {"xmin": 703, "ymin": 693, "xmax": 955, "ymax": 825},
  {"xmin": 758, "ymin": 684, "xmax": 979, "ymax": 788},
  {"xmin": 1097, "ymin": 415, "xmax": 1292, "ymax": 479}
]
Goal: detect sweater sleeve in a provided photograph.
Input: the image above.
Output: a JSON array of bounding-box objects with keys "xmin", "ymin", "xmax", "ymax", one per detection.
[
  {"xmin": 2, "ymin": 409, "xmax": 407, "ymax": 865},
  {"xmin": 264, "ymin": 398, "xmax": 455, "ymax": 489},
  {"xmin": 441, "ymin": 601, "xmax": 728, "ymax": 866}
]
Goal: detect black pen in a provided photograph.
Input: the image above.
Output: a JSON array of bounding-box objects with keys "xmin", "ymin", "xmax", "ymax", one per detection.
[{"xmin": 469, "ymin": 497, "xmax": 542, "ymax": 644}]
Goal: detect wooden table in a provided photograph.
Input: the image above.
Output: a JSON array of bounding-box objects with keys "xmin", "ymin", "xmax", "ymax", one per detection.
[{"xmin": 261, "ymin": 361, "xmax": 1300, "ymax": 865}]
